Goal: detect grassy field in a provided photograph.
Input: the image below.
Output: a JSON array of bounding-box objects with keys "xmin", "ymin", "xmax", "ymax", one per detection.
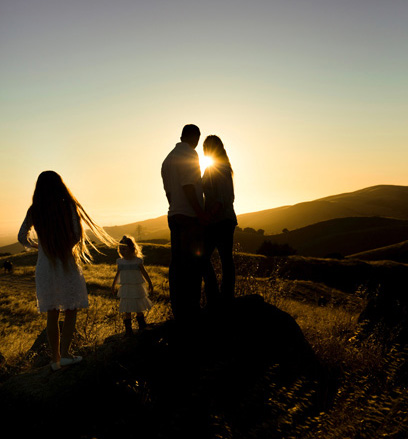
[{"xmin": 1, "ymin": 245, "xmax": 408, "ymax": 438}]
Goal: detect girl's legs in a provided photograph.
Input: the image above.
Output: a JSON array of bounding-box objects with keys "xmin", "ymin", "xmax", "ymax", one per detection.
[
  {"xmin": 47, "ymin": 309, "xmax": 61, "ymax": 363},
  {"xmin": 136, "ymin": 312, "xmax": 147, "ymax": 330},
  {"xmin": 60, "ymin": 309, "xmax": 77, "ymax": 358},
  {"xmin": 124, "ymin": 313, "xmax": 133, "ymax": 336}
]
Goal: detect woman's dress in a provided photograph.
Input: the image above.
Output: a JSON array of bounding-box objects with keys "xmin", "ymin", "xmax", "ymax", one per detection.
[{"xmin": 18, "ymin": 209, "xmax": 88, "ymax": 313}]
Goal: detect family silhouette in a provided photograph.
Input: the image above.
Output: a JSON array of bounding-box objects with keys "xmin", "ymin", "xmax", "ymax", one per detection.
[{"xmin": 18, "ymin": 124, "xmax": 237, "ymax": 370}]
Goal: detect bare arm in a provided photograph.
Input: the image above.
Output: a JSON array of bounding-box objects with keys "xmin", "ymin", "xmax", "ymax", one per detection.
[
  {"xmin": 140, "ymin": 264, "xmax": 154, "ymax": 293},
  {"xmin": 111, "ymin": 269, "xmax": 120, "ymax": 295},
  {"xmin": 18, "ymin": 212, "xmax": 38, "ymax": 249}
]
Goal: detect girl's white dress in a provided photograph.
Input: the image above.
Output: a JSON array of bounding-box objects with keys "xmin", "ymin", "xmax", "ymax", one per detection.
[
  {"xmin": 18, "ymin": 209, "xmax": 89, "ymax": 313},
  {"xmin": 116, "ymin": 257, "xmax": 153, "ymax": 313}
]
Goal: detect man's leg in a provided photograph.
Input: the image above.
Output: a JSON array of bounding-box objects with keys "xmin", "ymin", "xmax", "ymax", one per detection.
[
  {"xmin": 168, "ymin": 215, "xmax": 203, "ymax": 322},
  {"xmin": 168, "ymin": 215, "xmax": 182, "ymax": 319}
]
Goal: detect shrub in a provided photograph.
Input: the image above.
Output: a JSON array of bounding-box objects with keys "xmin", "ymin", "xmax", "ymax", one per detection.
[{"xmin": 257, "ymin": 240, "xmax": 297, "ymax": 257}]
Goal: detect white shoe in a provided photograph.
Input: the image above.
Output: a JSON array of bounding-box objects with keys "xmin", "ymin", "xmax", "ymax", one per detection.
[
  {"xmin": 60, "ymin": 356, "xmax": 82, "ymax": 366},
  {"xmin": 50, "ymin": 361, "xmax": 61, "ymax": 371}
]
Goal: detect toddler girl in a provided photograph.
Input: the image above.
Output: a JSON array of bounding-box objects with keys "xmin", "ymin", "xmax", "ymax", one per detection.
[{"xmin": 111, "ymin": 235, "xmax": 153, "ymax": 335}]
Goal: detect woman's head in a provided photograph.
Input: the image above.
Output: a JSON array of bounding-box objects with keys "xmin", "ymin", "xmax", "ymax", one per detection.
[
  {"xmin": 32, "ymin": 171, "xmax": 71, "ymax": 204},
  {"xmin": 118, "ymin": 235, "xmax": 143, "ymax": 259},
  {"xmin": 29, "ymin": 170, "xmax": 117, "ymax": 265},
  {"xmin": 203, "ymin": 135, "xmax": 233, "ymax": 175}
]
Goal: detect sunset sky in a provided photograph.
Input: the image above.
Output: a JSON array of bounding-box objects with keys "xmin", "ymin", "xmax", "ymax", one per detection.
[{"xmin": 1, "ymin": 0, "xmax": 407, "ymax": 241}]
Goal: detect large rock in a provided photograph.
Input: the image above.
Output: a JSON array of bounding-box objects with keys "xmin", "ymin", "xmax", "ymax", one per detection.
[{"xmin": 0, "ymin": 294, "xmax": 325, "ymax": 439}]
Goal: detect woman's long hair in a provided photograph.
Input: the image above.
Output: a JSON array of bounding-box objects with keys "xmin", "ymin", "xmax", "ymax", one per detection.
[
  {"xmin": 203, "ymin": 135, "xmax": 233, "ymax": 176},
  {"xmin": 28, "ymin": 170, "xmax": 117, "ymax": 265}
]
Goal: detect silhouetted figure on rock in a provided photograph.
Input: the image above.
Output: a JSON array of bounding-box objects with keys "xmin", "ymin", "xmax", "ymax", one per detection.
[
  {"xmin": 161, "ymin": 124, "xmax": 209, "ymax": 323},
  {"xmin": 201, "ymin": 135, "xmax": 238, "ymax": 310}
]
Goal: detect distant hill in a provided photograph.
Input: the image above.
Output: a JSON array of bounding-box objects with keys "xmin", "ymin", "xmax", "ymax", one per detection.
[
  {"xmin": 261, "ymin": 216, "xmax": 408, "ymax": 258},
  {"xmin": 237, "ymin": 185, "xmax": 408, "ymax": 234},
  {"xmin": 347, "ymin": 240, "xmax": 408, "ymax": 264},
  {"xmin": 102, "ymin": 215, "xmax": 170, "ymax": 241},
  {"xmin": 0, "ymin": 242, "xmax": 24, "ymax": 256},
  {"xmin": 0, "ymin": 233, "xmax": 19, "ymax": 248},
  {"xmin": 3, "ymin": 185, "xmax": 408, "ymax": 255}
]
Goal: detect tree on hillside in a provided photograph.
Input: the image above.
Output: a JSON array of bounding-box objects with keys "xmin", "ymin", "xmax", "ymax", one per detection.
[
  {"xmin": 257, "ymin": 241, "xmax": 297, "ymax": 257},
  {"xmin": 135, "ymin": 225, "xmax": 144, "ymax": 241},
  {"xmin": 243, "ymin": 227, "xmax": 257, "ymax": 234}
]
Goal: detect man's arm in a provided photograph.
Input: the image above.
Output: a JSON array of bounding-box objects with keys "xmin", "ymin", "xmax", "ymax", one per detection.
[{"xmin": 183, "ymin": 184, "xmax": 210, "ymax": 225}]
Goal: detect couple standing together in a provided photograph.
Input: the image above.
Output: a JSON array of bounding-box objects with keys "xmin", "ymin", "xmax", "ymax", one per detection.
[{"xmin": 161, "ymin": 124, "xmax": 237, "ymax": 322}]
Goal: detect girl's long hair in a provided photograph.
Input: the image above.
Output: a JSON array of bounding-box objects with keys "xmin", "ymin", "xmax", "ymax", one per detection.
[
  {"xmin": 118, "ymin": 235, "xmax": 143, "ymax": 259},
  {"xmin": 28, "ymin": 170, "xmax": 117, "ymax": 265},
  {"xmin": 203, "ymin": 135, "xmax": 233, "ymax": 176}
]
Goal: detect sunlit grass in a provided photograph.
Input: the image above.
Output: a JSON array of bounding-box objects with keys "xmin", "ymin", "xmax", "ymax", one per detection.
[{"xmin": 1, "ymin": 252, "xmax": 407, "ymax": 438}]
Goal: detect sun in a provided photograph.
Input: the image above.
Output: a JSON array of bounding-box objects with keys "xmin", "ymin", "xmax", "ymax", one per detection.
[{"xmin": 198, "ymin": 153, "xmax": 214, "ymax": 173}]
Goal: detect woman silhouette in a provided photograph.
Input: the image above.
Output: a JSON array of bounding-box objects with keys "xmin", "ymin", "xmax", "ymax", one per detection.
[
  {"xmin": 202, "ymin": 135, "xmax": 238, "ymax": 309},
  {"xmin": 18, "ymin": 171, "xmax": 117, "ymax": 370}
]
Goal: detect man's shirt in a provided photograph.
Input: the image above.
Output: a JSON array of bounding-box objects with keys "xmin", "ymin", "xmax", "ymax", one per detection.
[{"xmin": 161, "ymin": 142, "xmax": 204, "ymax": 217}]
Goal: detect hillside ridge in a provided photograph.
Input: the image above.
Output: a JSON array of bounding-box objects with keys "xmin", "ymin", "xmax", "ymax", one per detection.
[{"xmin": 2, "ymin": 184, "xmax": 408, "ymax": 254}]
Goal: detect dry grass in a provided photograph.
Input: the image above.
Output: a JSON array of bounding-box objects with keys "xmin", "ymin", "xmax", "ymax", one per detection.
[{"xmin": 1, "ymin": 251, "xmax": 408, "ymax": 438}]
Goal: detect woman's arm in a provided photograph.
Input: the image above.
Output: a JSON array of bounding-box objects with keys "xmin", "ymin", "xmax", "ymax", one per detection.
[{"xmin": 18, "ymin": 212, "xmax": 38, "ymax": 249}]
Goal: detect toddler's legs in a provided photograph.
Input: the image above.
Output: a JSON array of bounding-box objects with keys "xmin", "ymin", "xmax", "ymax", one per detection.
[
  {"xmin": 123, "ymin": 312, "xmax": 133, "ymax": 336},
  {"xmin": 136, "ymin": 312, "xmax": 147, "ymax": 330}
]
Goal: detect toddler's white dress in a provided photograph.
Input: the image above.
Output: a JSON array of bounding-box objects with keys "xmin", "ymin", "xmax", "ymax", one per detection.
[
  {"xmin": 116, "ymin": 257, "xmax": 153, "ymax": 313},
  {"xmin": 18, "ymin": 209, "xmax": 89, "ymax": 313}
]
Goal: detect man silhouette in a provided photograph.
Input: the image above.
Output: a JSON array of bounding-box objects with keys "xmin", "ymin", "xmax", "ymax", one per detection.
[{"xmin": 161, "ymin": 124, "xmax": 208, "ymax": 322}]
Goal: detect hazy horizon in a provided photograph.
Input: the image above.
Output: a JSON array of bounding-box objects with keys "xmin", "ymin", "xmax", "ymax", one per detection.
[{"xmin": 1, "ymin": 1, "xmax": 407, "ymax": 238}]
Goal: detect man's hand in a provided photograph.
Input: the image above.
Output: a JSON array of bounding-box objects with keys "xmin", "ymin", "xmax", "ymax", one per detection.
[{"xmin": 198, "ymin": 211, "xmax": 211, "ymax": 226}]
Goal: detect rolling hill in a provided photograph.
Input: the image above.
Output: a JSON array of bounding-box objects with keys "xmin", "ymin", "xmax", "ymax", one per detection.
[
  {"xmin": 237, "ymin": 185, "xmax": 408, "ymax": 234},
  {"xmin": 259, "ymin": 216, "xmax": 408, "ymax": 258},
  {"xmin": 2, "ymin": 184, "xmax": 408, "ymax": 256},
  {"xmin": 347, "ymin": 240, "xmax": 408, "ymax": 263}
]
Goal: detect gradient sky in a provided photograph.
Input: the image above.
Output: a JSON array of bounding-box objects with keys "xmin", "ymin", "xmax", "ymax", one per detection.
[{"xmin": 1, "ymin": 0, "xmax": 407, "ymax": 240}]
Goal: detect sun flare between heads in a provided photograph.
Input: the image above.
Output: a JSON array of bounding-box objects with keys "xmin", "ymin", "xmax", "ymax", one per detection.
[{"xmin": 199, "ymin": 154, "xmax": 214, "ymax": 173}]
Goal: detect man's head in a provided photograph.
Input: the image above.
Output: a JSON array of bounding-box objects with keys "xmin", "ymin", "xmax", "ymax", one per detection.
[{"xmin": 181, "ymin": 124, "xmax": 201, "ymax": 148}]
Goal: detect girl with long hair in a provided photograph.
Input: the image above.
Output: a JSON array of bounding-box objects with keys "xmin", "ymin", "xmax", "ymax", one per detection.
[
  {"xmin": 202, "ymin": 135, "xmax": 238, "ymax": 309},
  {"xmin": 18, "ymin": 170, "xmax": 117, "ymax": 370}
]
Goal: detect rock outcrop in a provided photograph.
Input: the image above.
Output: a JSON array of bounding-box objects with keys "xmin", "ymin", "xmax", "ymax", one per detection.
[{"xmin": 0, "ymin": 294, "xmax": 325, "ymax": 439}]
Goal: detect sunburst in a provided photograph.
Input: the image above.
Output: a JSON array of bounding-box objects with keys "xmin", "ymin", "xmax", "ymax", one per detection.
[{"xmin": 199, "ymin": 154, "xmax": 214, "ymax": 172}]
